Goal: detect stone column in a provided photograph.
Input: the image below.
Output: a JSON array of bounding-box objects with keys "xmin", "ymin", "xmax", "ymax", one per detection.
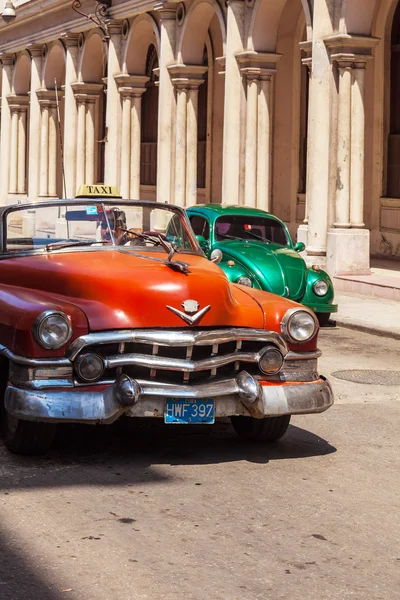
[
  {"xmin": 154, "ymin": 5, "xmax": 177, "ymax": 204},
  {"xmin": 72, "ymin": 82, "xmax": 103, "ymax": 189},
  {"xmin": 222, "ymin": 0, "xmax": 245, "ymax": 205},
  {"xmin": 27, "ymin": 45, "xmax": 44, "ymax": 201},
  {"xmin": 9, "ymin": 109, "xmax": 18, "ymax": 194},
  {"xmin": 85, "ymin": 99, "xmax": 96, "ymax": 184},
  {"xmin": 48, "ymin": 106, "xmax": 58, "ymax": 197},
  {"xmin": 37, "ymin": 90, "xmax": 62, "ymax": 197},
  {"xmin": 169, "ymin": 65, "xmax": 207, "ymax": 207},
  {"xmin": 186, "ymin": 85, "xmax": 200, "ymax": 207},
  {"xmin": 242, "ymin": 69, "xmax": 258, "ymax": 208},
  {"xmin": 105, "ymin": 21, "xmax": 123, "ymax": 187},
  {"xmin": 62, "ymin": 34, "xmax": 80, "ymax": 198},
  {"xmin": 257, "ymin": 74, "xmax": 272, "ymax": 212},
  {"xmin": 334, "ymin": 61, "xmax": 352, "ymax": 228},
  {"xmin": 115, "ymin": 75, "xmax": 149, "ymax": 199},
  {"xmin": 76, "ymin": 98, "xmax": 86, "ymax": 189},
  {"xmin": 39, "ymin": 103, "xmax": 50, "ymax": 196},
  {"xmin": 350, "ymin": 62, "xmax": 367, "ymax": 228},
  {"xmin": 236, "ymin": 52, "xmax": 280, "ymax": 211},
  {"xmin": 7, "ymin": 95, "xmax": 29, "ymax": 197},
  {"xmin": 324, "ymin": 35, "xmax": 379, "ymax": 276},
  {"xmin": 0, "ymin": 55, "xmax": 15, "ymax": 203},
  {"xmin": 119, "ymin": 92, "xmax": 132, "ymax": 199},
  {"xmin": 17, "ymin": 110, "xmax": 27, "ymax": 194},
  {"xmin": 297, "ymin": 45, "xmax": 312, "ymax": 248},
  {"xmin": 173, "ymin": 85, "xmax": 188, "ymax": 207}
]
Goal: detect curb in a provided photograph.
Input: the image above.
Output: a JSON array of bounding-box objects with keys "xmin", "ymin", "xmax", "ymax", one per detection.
[{"xmin": 335, "ymin": 319, "xmax": 400, "ymax": 341}]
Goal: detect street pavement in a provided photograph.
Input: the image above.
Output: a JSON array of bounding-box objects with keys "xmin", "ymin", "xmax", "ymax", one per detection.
[{"xmin": 0, "ymin": 327, "xmax": 399, "ymax": 600}]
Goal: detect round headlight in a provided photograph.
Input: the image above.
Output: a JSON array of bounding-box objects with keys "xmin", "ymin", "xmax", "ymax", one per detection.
[
  {"xmin": 313, "ymin": 280, "xmax": 329, "ymax": 297},
  {"xmin": 281, "ymin": 309, "xmax": 318, "ymax": 343},
  {"xmin": 34, "ymin": 311, "xmax": 72, "ymax": 349},
  {"xmin": 258, "ymin": 347, "xmax": 284, "ymax": 375},
  {"xmin": 75, "ymin": 353, "xmax": 105, "ymax": 382},
  {"xmin": 237, "ymin": 276, "xmax": 252, "ymax": 288}
]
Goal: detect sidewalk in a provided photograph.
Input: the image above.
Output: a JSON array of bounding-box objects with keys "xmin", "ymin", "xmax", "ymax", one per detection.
[{"xmin": 333, "ymin": 292, "xmax": 400, "ymax": 340}]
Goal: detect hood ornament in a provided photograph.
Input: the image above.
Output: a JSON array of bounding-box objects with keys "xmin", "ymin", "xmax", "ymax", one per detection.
[{"xmin": 166, "ymin": 299, "xmax": 211, "ymax": 325}]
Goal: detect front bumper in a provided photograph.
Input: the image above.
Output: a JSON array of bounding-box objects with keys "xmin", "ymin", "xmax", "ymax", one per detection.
[{"xmin": 5, "ymin": 372, "xmax": 334, "ymax": 424}]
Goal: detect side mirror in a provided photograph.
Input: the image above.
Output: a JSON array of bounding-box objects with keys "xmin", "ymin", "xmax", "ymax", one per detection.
[
  {"xmin": 210, "ymin": 249, "xmax": 223, "ymax": 265},
  {"xmin": 294, "ymin": 242, "xmax": 306, "ymax": 253},
  {"xmin": 196, "ymin": 235, "xmax": 209, "ymax": 251}
]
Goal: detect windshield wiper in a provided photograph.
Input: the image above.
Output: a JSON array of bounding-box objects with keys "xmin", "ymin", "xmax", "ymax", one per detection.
[
  {"xmin": 218, "ymin": 233, "xmax": 243, "ymax": 241},
  {"xmin": 245, "ymin": 231, "xmax": 271, "ymax": 243},
  {"xmin": 45, "ymin": 240, "xmax": 110, "ymax": 252},
  {"xmin": 121, "ymin": 230, "xmax": 190, "ymax": 274}
]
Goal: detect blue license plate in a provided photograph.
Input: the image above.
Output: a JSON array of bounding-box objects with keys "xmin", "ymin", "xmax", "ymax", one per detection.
[{"xmin": 164, "ymin": 399, "xmax": 215, "ymax": 424}]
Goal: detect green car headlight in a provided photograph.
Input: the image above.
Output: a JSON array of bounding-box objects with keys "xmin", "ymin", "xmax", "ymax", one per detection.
[
  {"xmin": 281, "ymin": 308, "xmax": 318, "ymax": 343},
  {"xmin": 237, "ymin": 276, "xmax": 252, "ymax": 288},
  {"xmin": 313, "ymin": 280, "xmax": 329, "ymax": 297}
]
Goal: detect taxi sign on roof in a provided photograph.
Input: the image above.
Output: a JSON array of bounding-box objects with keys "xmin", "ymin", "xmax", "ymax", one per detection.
[{"xmin": 75, "ymin": 184, "xmax": 122, "ymax": 199}]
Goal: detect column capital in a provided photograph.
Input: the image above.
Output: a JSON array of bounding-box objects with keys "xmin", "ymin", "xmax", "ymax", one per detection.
[
  {"xmin": 168, "ymin": 64, "xmax": 207, "ymax": 89},
  {"xmin": 7, "ymin": 94, "xmax": 29, "ymax": 111},
  {"xmin": 115, "ymin": 74, "xmax": 149, "ymax": 97},
  {"xmin": 299, "ymin": 40, "xmax": 312, "ymax": 70},
  {"xmin": 71, "ymin": 82, "xmax": 104, "ymax": 102},
  {"xmin": 37, "ymin": 88, "xmax": 64, "ymax": 107},
  {"xmin": 107, "ymin": 19, "xmax": 123, "ymax": 36},
  {"xmin": 60, "ymin": 32, "xmax": 80, "ymax": 48},
  {"xmin": 215, "ymin": 56, "xmax": 226, "ymax": 77},
  {"xmin": 324, "ymin": 34, "xmax": 380, "ymax": 65},
  {"xmin": 235, "ymin": 51, "xmax": 282, "ymax": 74},
  {"xmin": 0, "ymin": 53, "xmax": 15, "ymax": 66},
  {"xmin": 27, "ymin": 44, "xmax": 46, "ymax": 59},
  {"xmin": 153, "ymin": 3, "xmax": 177, "ymax": 19}
]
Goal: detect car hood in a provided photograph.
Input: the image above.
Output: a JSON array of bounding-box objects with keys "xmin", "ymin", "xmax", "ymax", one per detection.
[
  {"xmin": 218, "ymin": 240, "xmax": 307, "ymax": 300},
  {"xmin": 0, "ymin": 249, "xmax": 266, "ymax": 330}
]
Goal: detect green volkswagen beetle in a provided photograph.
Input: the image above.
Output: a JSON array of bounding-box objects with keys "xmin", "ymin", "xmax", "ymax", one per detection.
[{"xmin": 186, "ymin": 204, "xmax": 337, "ymax": 325}]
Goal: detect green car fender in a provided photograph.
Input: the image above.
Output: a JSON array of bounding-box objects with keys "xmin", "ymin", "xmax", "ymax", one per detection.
[
  {"xmin": 217, "ymin": 255, "xmax": 262, "ymax": 290},
  {"xmin": 301, "ymin": 268, "xmax": 338, "ymax": 314}
]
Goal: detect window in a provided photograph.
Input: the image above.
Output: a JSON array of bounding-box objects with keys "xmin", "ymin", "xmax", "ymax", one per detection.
[
  {"xmin": 189, "ymin": 215, "xmax": 210, "ymax": 239},
  {"xmin": 215, "ymin": 215, "xmax": 288, "ymax": 246}
]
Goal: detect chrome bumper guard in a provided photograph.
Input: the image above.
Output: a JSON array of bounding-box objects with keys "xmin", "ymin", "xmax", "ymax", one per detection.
[{"xmin": 5, "ymin": 371, "xmax": 334, "ymax": 424}]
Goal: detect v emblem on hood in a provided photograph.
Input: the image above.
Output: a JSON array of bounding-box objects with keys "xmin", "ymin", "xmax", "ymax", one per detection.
[{"xmin": 166, "ymin": 301, "xmax": 211, "ymax": 325}]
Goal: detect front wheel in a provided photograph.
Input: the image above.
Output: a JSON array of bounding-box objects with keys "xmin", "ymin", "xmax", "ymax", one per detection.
[
  {"xmin": 230, "ymin": 415, "xmax": 291, "ymax": 442},
  {"xmin": 1, "ymin": 402, "xmax": 56, "ymax": 455}
]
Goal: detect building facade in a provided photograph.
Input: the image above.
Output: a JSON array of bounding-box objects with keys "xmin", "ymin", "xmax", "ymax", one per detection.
[{"xmin": 0, "ymin": 0, "xmax": 399, "ymax": 275}]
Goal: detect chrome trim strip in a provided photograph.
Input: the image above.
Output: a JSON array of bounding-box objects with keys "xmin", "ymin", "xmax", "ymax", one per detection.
[
  {"xmin": 66, "ymin": 328, "xmax": 288, "ymax": 360},
  {"xmin": 0, "ymin": 345, "xmax": 71, "ymax": 367},
  {"xmin": 284, "ymin": 349, "xmax": 321, "ymax": 361},
  {"xmin": 104, "ymin": 349, "xmax": 274, "ymax": 372},
  {"xmin": 5, "ymin": 376, "xmax": 334, "ymax": 424}
]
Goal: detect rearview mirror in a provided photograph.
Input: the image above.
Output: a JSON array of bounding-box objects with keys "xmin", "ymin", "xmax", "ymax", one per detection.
[{"xmin": 294, "ymin": 242, "xmax": 306, "ymax": 253}]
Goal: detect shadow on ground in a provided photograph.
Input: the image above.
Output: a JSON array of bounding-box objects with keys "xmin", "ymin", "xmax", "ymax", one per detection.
[{"xmin": 0, "ymin": 420, "xmax": 336, "ymax": 492}]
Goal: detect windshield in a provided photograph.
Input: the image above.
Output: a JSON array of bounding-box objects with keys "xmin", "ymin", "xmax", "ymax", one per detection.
[
  {"xmin": 4, "ymin": 201, "xmax": 196, "ymax": 255},
  {"xmin": 214, "ymin": 215, "xmax": 289, "ymax": 246}
]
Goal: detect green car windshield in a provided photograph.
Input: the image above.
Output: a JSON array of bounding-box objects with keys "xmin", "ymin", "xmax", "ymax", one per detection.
[{"xmin": 215, "ymin": 215, "xmax": 289, "ymax": 246}]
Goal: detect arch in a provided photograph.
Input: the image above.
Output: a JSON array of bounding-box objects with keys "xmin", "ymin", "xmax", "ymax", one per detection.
[
  {"xmin": 249, "ymin": 0, "xmax": 312, "ymax": 52},
  {"xmin": 12, "ymin": 51, "xmax": 31, "ymax": 95},
  {"xmin": 123, "ymin": 14, "xmax": 160, "ymax": 74},
  {"xmin": 178, "ymin": 0, "xmax": 226, "ymax": 65},
  {"xmin": 43, "ymin": 41, "xmax": 66, "ymax": 89},
  {"xmin": 79, "ymin": 31, "xmax": 107, "ymax": 83},
  {"xmin": 339, "ymin": 0, "xmax": 377, "ymax": 35}
]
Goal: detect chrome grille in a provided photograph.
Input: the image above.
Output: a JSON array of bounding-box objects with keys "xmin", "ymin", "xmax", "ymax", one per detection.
[{"xmin": 67, "ymin": 328, "xmax": 288, "ymax": 385}]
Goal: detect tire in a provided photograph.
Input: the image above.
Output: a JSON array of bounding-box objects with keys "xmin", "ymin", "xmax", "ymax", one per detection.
[
  {"xmin": 0, "ymin": 387, "xmax": 56, "ymax": 455},
  {"xmin": 230, "ymin": 415, "xmax": 291, "ymax": 442},
  {"xmin": 317, "ymin": 313, "xmax": 331, "ymax": 327}
]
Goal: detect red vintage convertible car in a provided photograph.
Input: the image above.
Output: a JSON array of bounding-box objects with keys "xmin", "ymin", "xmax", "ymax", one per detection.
[{"xmin": 0, "ymin": 187, "xmax": 333, "ymax": 454}]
